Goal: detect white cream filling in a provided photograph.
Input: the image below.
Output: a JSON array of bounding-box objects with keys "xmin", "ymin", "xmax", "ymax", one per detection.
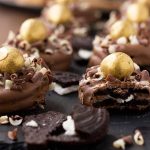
[
  {"xmin": 26, "ymin": 120, "xmax": 38, "ymax": 127},
  {"xmin": 53, "ymin": 83, "xmax": 78, "ymax": 95},
  {"xmin": 78, "ymin": 49, "xmax": 92, "ymax": 60},
  {"xmin": 110, "ymin": 94, "xmax": 134, "ymax": 104},
  {"xmin": 62, "ymin": 116, "xmax": 76, "ymax": 136}
]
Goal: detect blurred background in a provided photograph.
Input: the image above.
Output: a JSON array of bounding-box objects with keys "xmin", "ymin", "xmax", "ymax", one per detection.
[{"xmin": 0, "ymin": 0, "xmax": 123, "ymax": 43}]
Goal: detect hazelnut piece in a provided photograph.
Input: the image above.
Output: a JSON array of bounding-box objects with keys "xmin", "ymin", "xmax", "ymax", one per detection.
[
  {"xmin": 133, "ymin": 129, "xmax": 144, "ymax": 146},
  {"xmin": 9, "ymin": 115, "xmax": 23, "ymax": 126},
  {"xmin": 47, "ymin": 4, "xmax": 72, "ymax": 24},
  {"xmin": 138, "ymin": 0, "xmax": 150, "ymax": 6},
  {"xmin": 110, "ymin": 19, "xmax": 136, "ymax": 39},
  {"xmin": 0, "ymin": 116, "xmax": 9, "ymax": 124},
  {"xmin": 56, "ymin": 0, "xmax": 74, "ymax": 4},
  {"xmin": 100, "ymin": 52, "xmax": 134, "ymax": 80},
  {"xmin": 127, "ymin": 3, "xmax": 149, "ymax": 22},
  {"xmin": 20, "ymin": 18, "xmax": 47, "ymax": 43},
  {"xmin": 0, "ymin": 46, "xmax": 24, "ymax": 73},
  {"xmin": 8, "ymin": 128, "xmax": 18, "ymax": 141}
]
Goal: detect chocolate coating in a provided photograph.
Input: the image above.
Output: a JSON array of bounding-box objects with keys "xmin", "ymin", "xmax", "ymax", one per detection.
[
  {"xmin": 79, "ymin": 65, "xmax": 150, "ymax": 111},
  {"xmin": 0, "ymin": 58, "xmax": 52, "ymax": 114}
]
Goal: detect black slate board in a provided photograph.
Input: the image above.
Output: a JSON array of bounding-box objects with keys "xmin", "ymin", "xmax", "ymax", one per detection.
[{"xmin": 0, "ymin": 61, "xmax": 150, "ymax": 150}]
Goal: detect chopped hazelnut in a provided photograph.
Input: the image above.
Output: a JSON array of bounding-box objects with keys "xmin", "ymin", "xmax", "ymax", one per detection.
[
  {"xmin": 127, "ymin": 3, "xmax": 149, "ymax": 22},
  {"xmin": 133, "ymin": 129, "xmax": 144, "ymax": 146},
  {"xmin": 8, "ymin": 128, "xmax": 18, "ymax": 141},
  {"xmin": 113, "ymin": 135, "xmax": 133, "ymax": 149},
  {"xmin": 0, "ymin": 116, "xmax": 9, "ymax": 124},
  {"xmin": 9, "ymin": 115, "xmax": 23, "ymax": 126},
  {"xmin": 110, "ymin": 19, "xmax": 136, "ymax": 39}
]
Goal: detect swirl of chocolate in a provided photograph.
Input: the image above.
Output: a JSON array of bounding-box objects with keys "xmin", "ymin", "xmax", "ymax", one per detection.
[{"xmin": 72, "ymin": 105, "xmax": 109, "ymax": 138}]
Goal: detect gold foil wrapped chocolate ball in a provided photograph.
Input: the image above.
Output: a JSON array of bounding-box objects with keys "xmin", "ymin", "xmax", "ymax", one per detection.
[
  {"xmin": 20, "ymin": 18, "xmax": 47, "ymax": 43},
  {"xmin": 47, "ymin": 4, "xmax": 72, "ymax": 24},
  {"xmin": 127, "ymin": 3, "xmax": 149, "ymax": 22},
  {"xmin": 138, "ymin": 0, "xmax": 150, "ymax": 7},
  {"xmin": 110, "ymin": 19, "xmax": 136, "ymax": 39},
  {"xmin": 100, "ymin": 52, "xmax": 134, "ymax": 79},
  {"xmin": 56, "ymin": 0, "xmax": 74, "ymax": 4},
  {"xmin": 0, "ymin": 47, "xmax": 24, "ymax": 73}
]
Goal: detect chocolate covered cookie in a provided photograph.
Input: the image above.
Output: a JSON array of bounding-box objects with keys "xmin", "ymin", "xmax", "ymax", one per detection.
[
  {"xmin": 0, "ymin": 46, "xmax": 52, "ymax": 114},
  {"xmin": 6, "ymin": 18, "xmax": 73, "ymax": 71},
  {"xmin": 89, "ymin": 18, "xmax": 150, "ymax": 71},
  {"xmin": 42, "ymin": 1, "xmax": 101, "ymax": 51},
  {"xmin": 80, "ymin": 52, "xmax": 150, "ymax": 111},
  {"xmin": 22, "ymin": 105, "xmax": 109, "ymax": 149}
]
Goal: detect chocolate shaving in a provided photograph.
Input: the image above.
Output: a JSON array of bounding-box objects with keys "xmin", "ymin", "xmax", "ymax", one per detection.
[{"xmin": 6, "ymin": 32, "xmax": 73, "ymax": 56}]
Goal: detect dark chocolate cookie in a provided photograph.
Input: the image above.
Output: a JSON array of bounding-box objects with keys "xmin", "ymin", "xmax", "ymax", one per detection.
[
  {"xmin": 22, "ymin": 105, "xmax": 109, "ymax": 149},
  {"xmin": 53, "ymin": 71, "xmax": 81, "ymax": 88},
  {"xmin": 49, "ymin": 105, "xmax": 109, "ymax": 145}
]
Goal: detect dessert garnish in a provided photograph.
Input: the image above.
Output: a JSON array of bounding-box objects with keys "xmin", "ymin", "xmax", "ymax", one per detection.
[
  {"xmin": 138, "ymin": 0, "xmax": 150, "ymax": 6},
  {"xmin": 0, "ymin": 116, "xmax": 9, "ymax": 124},
  {"xmin": 100, "ymin": 52, "xmax": 134, "ymax": 80},
  {"xmin": 127, "ymin": 2, "xmax": 149, "ymax": 23},
  {"xmin": 113, "ymin": 135, "xmax": 133, "ymax": 150},
  {"xmin": 0, "ymin": 46, "xmax": 24, "ymax": 73},
  {"xmin": 8, "ymin": 128, "xmax": 18, "ymax": 141},
  {"xmin": 110, "ymin": 19, "xmax": 136, "ymax": 39},
  {"xmin": 133, "ymin": 129, "xmax": 144, "ymax": 146},
  {"xmin": 46, "ymin": 3, "xmax": 72, "ymax": 24},
  {"xmin": 56, "ymin": 0, "xmax": 74, "ymax": 5},
  {"xmin": 9, "ymin": 115, "xmax": 23, "ymax": 126},
  {"xmin": 20, "ymin": 18, "xmax": 48, "ymax": 43}
]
